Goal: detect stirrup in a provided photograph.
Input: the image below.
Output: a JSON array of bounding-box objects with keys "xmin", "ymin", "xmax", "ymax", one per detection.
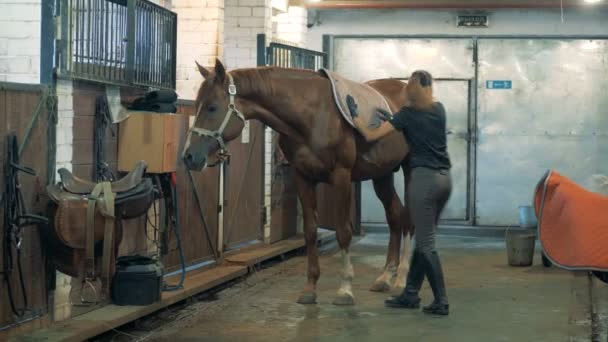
[{"xmin": 71, "ymin": 280, "xmax": 100, "ymax": 307}]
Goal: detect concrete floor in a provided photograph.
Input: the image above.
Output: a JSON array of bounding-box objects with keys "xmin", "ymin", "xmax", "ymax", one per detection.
[{"xmin": 126, "ymin": 233, "xmax": 606, "ymax": 342}]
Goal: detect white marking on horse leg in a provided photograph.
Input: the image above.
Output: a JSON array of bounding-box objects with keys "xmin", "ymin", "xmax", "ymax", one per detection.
[
  {"xmin": 337, "ymin": 249, "xmax": 354, "ymax": 298},
  {"xmin": 395, "ymin": 232, "xmax": 411, "ymax": 288},
  {"xmin": 373, "ymin": 265, "xmax": 395, "ymax": 287}
]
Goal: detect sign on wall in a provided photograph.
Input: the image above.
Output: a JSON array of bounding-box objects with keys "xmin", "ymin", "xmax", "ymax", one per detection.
[
  {"xmin": 457, "ymin": 15, "xmax": 489, "ymax": 28},
  {"xmin": 486, "ymin": 80, "xmax": 512, "ymax": 89}
]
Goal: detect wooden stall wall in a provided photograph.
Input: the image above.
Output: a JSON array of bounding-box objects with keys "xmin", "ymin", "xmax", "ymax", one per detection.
[
  {"xmin": 0, "ymin": 84, "xmax": 51, "ymax": 330},
  {"xmin": 176, "ymin": 101, "xmax": 265, "ymax": 254},
  {"xmin": 168, "ymin": 103, "xmax": 220, "ymax": 271},
  {"xmin": 223, "ymin": 121, "xmax": 265, "ymax": 250}
]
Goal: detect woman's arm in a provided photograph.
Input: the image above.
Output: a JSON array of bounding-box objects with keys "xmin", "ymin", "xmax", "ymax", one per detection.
[{"xmin": 346, "ymin": 95, "xmax": 399, "ymax": 142}]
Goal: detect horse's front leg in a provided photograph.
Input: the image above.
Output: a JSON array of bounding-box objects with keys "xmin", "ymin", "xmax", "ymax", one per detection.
[
  {"xmin": 332, "ymin": 168, "xmax": 356, "ymax": 305},
  {"xmin": 295, "ymin": 171, "xmax": 320, "ymax": 305}
]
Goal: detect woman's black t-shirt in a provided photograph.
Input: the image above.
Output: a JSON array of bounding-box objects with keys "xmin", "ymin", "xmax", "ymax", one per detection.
[{"xmin": 388, "ymin": 102, "xmax": 452, "ymax": 170}]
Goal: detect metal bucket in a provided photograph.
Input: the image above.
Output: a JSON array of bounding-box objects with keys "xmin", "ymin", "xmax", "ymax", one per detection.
[
  {"xmin": 505, "ymin": 229, "xmax": 536, "ymax": 267},
  {"xmin": 518, "ymin": 205, "xmax": 538, "ymax": 228}
]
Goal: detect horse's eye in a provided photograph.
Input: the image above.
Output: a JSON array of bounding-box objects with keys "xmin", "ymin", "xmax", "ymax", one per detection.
[{"xmin": 208, "ymin": 104, "xmax": 217, "ymax": 112}]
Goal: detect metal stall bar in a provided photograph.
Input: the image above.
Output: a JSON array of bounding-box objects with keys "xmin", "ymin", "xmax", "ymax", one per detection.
[{"xmin": 56, "ymin": 0, "xmax": 176, "ymax": 89}]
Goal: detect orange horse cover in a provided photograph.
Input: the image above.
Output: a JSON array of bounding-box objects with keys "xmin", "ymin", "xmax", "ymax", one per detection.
[{"xmin": 534, "ymin": 170, "xmax": 608, "ymax": 271}]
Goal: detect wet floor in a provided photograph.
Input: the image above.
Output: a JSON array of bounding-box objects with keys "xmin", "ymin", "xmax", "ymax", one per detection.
[{"xmin": 132, "ymin": 233, "xmax": 605, "ymax": 342}]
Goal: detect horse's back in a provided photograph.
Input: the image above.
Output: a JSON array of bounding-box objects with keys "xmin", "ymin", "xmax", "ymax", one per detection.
[{"xmin": 365, "ymin": 78, "xmax": 409, "ymax": 113}]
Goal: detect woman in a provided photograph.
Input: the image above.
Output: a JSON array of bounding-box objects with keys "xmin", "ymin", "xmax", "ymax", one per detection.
[{"xmin": 347, "ymin": 70, "xmax": 452, "ymax": 316}]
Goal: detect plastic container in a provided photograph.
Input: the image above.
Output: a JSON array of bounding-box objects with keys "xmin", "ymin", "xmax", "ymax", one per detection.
[
  {"xmin": 111, "ymin": 255, "xmax": 163, "ymax": 306},
  {"xmin": 518, "ymin": 205, "xmax": 538, "ymax": 228},
  {"xmin": 505, "ymin": 229, "xmax": 536, "ymax": 267}
]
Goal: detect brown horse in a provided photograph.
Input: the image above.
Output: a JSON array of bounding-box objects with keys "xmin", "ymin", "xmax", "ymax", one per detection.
[{"xmin": 183, "ymin": 59, "xmax": 413, "ymax": 305}]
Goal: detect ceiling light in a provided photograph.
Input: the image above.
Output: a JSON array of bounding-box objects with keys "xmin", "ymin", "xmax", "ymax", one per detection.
[{"xmin": 584, "ymin": 0, "xmax": 603, "ymax": 4}]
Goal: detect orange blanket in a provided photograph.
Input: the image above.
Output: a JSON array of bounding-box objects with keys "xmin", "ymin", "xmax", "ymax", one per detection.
[{"xmin": 534, "ymin": 170, "xmax": 608, "ymax": 271}]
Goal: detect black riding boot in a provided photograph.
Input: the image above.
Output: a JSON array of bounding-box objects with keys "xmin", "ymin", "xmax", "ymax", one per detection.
[
  {"xmin": 421, "ymin": 250, "xmax": 449, "ymax": 315},
  {"xmin": 384, "ymin": 250, "xmax": 425, "ymax": 308}
]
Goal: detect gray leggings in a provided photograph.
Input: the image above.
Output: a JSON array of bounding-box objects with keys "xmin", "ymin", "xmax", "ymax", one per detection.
[{"xmin": 408, "ymin": 167, "xmax": 452, "ymax": 253}]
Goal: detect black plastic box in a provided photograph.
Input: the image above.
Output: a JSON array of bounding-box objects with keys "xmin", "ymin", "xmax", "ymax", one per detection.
[{"xmin": 111, "ymin": 255, "xmax": 164, "ymax": 306}]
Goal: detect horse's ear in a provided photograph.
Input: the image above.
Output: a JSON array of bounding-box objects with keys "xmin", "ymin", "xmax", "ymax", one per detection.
[
  {"xmin": 196, "ymin": 61, "xmax": 211, "ymax": 79},
  {"xmin": 214, "ymin": 58, "xmax": 226, "ymax": 83}
]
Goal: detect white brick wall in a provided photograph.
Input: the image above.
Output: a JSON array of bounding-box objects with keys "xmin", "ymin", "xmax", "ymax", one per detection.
[
  {"xmin": 0, "ymin": 0, "xmax": 41, "ymax": 83},
  {"xmin": 53, "ymin": 77, "xmax": 74, "ymax": 322},
  {"xmin": 273, "ymin": 6, "xmax": 307, "ymax": 47},
  {"xmin": 264, "ymin": 126, "xmax": 272, "ymax": 242},
  {"xmin": 224, "ymin": 0, "xmax": 272, "ymax": 69},
  {"xmin": 53, "ymin": 272, "xmax": 72, "ymax": 322},
  {"xmin": 55, "ymin": 78, "xmax": 74, "ymax": 177},
  {"xmin": 173, "ymin": 0, "xmax": 224, "ymax": 100}
]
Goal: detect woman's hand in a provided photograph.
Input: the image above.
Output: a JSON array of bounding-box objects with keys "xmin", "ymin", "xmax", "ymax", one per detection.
[{"xmin": 346, "ymin": 95, "xmax": 396, "ymax": 142}]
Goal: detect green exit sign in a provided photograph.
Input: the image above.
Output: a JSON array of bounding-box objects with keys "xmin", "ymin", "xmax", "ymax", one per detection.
[{"xmin": 457, "ymin": 15, "xmax": 489, "ymax": 28}]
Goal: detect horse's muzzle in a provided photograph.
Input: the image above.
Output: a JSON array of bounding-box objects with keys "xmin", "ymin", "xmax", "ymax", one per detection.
[{"xmin": 183, "ymin": 148, "xmax": 207, "ymax": 171}]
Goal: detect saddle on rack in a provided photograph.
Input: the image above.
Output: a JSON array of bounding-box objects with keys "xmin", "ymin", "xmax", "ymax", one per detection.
[{"xmin": 45, "ymin": 160, "xmax": 155, "ymax": 299}]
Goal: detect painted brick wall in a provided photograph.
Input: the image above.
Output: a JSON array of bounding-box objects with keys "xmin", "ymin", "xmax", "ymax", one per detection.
[
  {"xmin": 53, "ymin": 78, "xmax": 74, "ymax": 322},
  {"xmin": 55, "ymin": 79, "xmax": 74, "ymax": 179},
  {"xmin": 273, "ymin": 6, "xmax": 307, "ymax": 47},
  {"xmin": 173, "ymin": 0, "xmax": 225, "ymax": 100},
  {"xmin": 0, "ymin": 0, "xmax": 41, "ymax": 83},
  {"xmin": 224, "ymin": 0, "xmax": 272, "ymax": 69}
]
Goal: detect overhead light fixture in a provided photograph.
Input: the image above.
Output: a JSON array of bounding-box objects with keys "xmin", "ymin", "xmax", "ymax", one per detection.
[{"xmin": 584, "ymin": 0, "xmax": 603, "ymax": 3}]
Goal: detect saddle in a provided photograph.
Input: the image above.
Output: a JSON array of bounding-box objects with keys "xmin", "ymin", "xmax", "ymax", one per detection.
[
  {"xmin": 319, "ymin": 68, "xmax": 392, "ymax": 129},
  {"xmin": 46, "ymin": 160, "xmax": 155, "ymax": 299},
  {"xmin": 534, "ymin": 170, "xmax": 608, "ymax": 272}
]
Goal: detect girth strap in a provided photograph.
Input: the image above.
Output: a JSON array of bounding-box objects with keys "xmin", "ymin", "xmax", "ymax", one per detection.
[{"xmin": 85, "ymin": 181, "xmax": 115, "ymax": 300}]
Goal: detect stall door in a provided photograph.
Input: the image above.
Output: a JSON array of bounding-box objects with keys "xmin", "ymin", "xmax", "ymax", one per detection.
[{"xmin": 475, "ymin": 39, "xmax": 608, "ymax": 226}]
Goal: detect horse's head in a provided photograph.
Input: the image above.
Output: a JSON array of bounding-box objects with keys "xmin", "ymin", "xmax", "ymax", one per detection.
[{"xmin": 182, "ymin": 59, "xmax": 246, "ymax": 171}]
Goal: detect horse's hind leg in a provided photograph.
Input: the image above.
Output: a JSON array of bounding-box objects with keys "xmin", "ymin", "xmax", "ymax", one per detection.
[
  {"xmin": 332, "ymin": 168, "xmax": 356, "ymax": 306},
  {"xmin": 395, "ymin": 166, "xmax": 414, "ymax": 289},
  {"xmin": 295, "ymin": 172, "xmax": 320, "ymax": 305},
  {"xmin": 370, "ymin": 173, "xmax": 404, "ymax": 292}
]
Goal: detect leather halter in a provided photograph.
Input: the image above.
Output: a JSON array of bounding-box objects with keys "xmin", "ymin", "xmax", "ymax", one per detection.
[{"xmin": 188, "ymin": 73, "xmax": 245, "ymax": 151}]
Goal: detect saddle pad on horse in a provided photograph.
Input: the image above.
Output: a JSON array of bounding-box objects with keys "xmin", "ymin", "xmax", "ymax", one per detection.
[
  {"xmin": 534, "ymin": 170, "xmax": 608, "ymax": 271},
  {"xmin": 319, "ymin": 68, "xmax": 392, "ymax": 129}
]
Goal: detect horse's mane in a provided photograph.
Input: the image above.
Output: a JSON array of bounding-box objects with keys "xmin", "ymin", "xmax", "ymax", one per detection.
[
  {"xmin": 195, "ymin": 66, "xmax": 324, "ymax": 105},
  {"xmin": 231, "ymin": 66, "xmax": 323, "ymax": 98}
]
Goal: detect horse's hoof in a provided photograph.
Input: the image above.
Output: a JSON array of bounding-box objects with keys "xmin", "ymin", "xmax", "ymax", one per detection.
[
  {"xmin": 297, "ymin": 292, "xmax": 317, "ymax": 305},
  {"xmin": 332, "ymin": 293, "xmax": 355, "ymax": 306},
  {"xmin": 393, "ymin": 280, "xmax": 406, "ymax": 290},
  {"xmin": 370, "ymin": 281, "xmax": 391, "ymax": 293}
]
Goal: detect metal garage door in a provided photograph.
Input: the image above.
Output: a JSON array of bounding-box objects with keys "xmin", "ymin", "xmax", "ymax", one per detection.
[
  {"xmin": 475, "ymin": 39, "xmax": 608, "ymax": 225},
  {"xmin": 331, "ymin": 38, "xmax": 475, "ymax": 223}
]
